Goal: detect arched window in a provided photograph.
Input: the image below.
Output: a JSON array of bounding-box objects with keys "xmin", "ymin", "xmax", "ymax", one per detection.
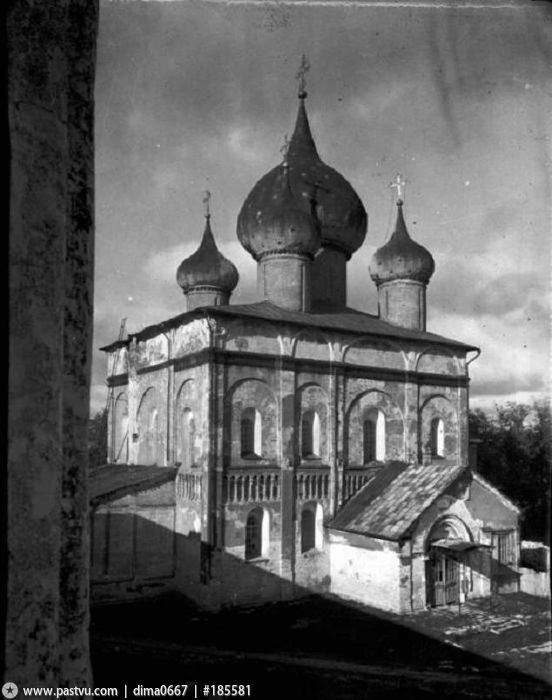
[
  {"xmin": 245, "ymin": 507, "xmax": 268, "ymax": 560},
  {"xmin": 181, "ymin": 408, "xmax": 195, "ymax": 468},
  {"xmin": 301, "ymin": 410, "xmax": 321, "ymax": 459},
  {"xmin": 363, "ymin": 419, "xmax": 376, "ymax": 463},
  {"xmin": 137, "ymin": 388, "xmax": 164, "ymax": 465},
  {"xmin": 363, "ymin": 409, "xmax": 385, "ymax": 462},
  {"xmin": 301, "ymin": 503, "xmax": 324, "ymax": 553},
  {"xmin": 301, "ymin": 509, "xmax": 315, "ymax": 553},
  {"xmin": 148, "ymin": 408, "xmax": 160, "ymax": 464},
  {"xmin": 430, "ymin": 418, "xmax": 445, "ymax": 457},
  {"xmin": 240, "ymin": 408, "xmax": 262, "ymax": 458}
]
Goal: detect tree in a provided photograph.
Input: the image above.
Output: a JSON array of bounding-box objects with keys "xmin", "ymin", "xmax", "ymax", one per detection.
[
  {"xmin": 469, "ymin": 401, "xmax": 551, "ymax": 543},
  {"xmin": 88, "ymin": 407, "xmax": 108, "ymax": 468}
]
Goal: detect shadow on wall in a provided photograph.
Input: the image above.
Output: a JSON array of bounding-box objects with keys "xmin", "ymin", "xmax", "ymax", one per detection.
[{"xmin": 90, "ymin": 513, "xmax": 549, "ymax": 698}]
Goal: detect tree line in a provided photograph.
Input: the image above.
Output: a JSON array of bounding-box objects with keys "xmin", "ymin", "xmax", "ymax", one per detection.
[{"xmin": 469, "ymin": 401, "xmax": 550, "ymax": 544}]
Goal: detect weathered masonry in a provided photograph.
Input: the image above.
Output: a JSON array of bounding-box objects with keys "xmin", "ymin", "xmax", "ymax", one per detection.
[{"xmin": 92, "ymin": 75, "xmax": 520, "ymax": 613}]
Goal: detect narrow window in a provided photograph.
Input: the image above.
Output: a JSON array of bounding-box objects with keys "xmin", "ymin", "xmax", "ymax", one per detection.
[
  {"xmin": 301, "ymin": 410, "xmax": 320, "ymax": 459},
  {"xmin": 363, "ymin": 419, "xmax": 376, "ymax": 463},
  {"xmin": 493, "ymin": 531, "xmax": 514, "ymax": 565},
  {"xmin": 301, "ymin": 509, "xmax": 316, "ymax": 553},
  {"xmin": 241, "ymin": 407, "xmax": 261, "ymax": 458},
  {"xmin": 363, "ymin": 409, "xmax": 385, "ymax": 462},
  {"xmin": 245, "ymin": 507, "xmax": 265, "ymax": 560},
  {"xmin": 430, "ymin": 418, "xmax": 445, "ymax": 457}
]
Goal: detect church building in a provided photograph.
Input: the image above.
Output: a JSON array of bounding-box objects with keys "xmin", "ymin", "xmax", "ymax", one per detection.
[{"xmin": 91, "ymin": 72, "xmax": 520, "ymax": 613}]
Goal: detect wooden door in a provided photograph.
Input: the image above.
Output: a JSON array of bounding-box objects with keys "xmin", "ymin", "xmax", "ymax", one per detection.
[{"xmin": 428, "ymin": 551, "xmax": 459, "ymax": 606}]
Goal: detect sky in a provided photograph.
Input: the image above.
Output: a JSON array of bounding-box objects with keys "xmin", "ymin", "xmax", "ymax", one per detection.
[{"xmin": 93, "ymin": 0, "xmax": 552, "ymax": 415}]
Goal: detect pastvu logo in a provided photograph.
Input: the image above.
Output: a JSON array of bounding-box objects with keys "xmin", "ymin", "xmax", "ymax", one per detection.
[{"xmin": 2, "ymin": 683, "xmax": 19, "ymax": 699}]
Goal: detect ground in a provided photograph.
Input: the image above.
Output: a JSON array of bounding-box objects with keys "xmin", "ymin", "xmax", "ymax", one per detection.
[{"xmin": 91, "ymin": 593, "xmax": 551, "ymax": 699}]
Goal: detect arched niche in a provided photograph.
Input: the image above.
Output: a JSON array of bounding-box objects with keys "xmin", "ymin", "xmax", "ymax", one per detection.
[
  {"xmin": 292, "ymin": 330, "xmax": 333, "ymax": 363},
  {"xmin": 173, "ymin": 319, "xmax": 209, "ymax": 358},
  {"xmin": 345, "ymin": 390, "xmax": 404, "ymax": 466},
  {"xmin": 136, "ymin": 334, "xmax": 169, "ymax": 369},
  {"xmin": 342, "ymin": 337, "xmax": 406, "ymax": 370},
  {"xmin": 419, "ymin": 394, "xmax": 458, "ymax": 461},
  {"xmin": 425, "ymin": 515, "xmax": 473, "ymax": 551},
  {"xmin": 226, "ymin": 378, "xmax": 278, "ymax": 466},
  {"xmin": 111, "ymin": 347, "xmax": 128, "ymax": 376},
  {"xmin": 175, "ymin": 379, "xmax": 199, "ymax": 468},
  {"xmin": 112, "ymin": 391, "xmax": 129, "ymax": 463},
  {"xmin": 245, "ymin": 506, "xmax": 270, "ymax": 560},
  {"xmin": 137, "ymin": 387, "xmax": 164, "ymax": 465},
  {"xmin": 300, "ymin": 501, "xmax": 324, "ymax": 553},
  {"xmin": 297, "ymin": 383, "xmax": 329, "ymax": 463},
  {"xmin": 225, "ymin": 319, "xmax": 283, "ymax": 356},
  {"xmin": 416, "ymin": 346, "xmax": 461, "ymax": 375}
]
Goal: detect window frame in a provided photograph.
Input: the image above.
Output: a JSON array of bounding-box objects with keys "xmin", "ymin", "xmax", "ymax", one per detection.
[
  {"xmin": 245, "ymin": 507, "xmax": 269, "ymax": 561},
  {"xmin": 430, "ymin": 417, "xmax": 445, "ymax": 458},
  {"xmin": 491, "ymin": 530, "xmax": 516, "ymax": 566},
  {"xmin": 240, "ymin": 407, "xmax": 262, "ymax": 459},
  {"xmin": 301, "ymin": 409, "xmax": 321, "ymax": 460}
]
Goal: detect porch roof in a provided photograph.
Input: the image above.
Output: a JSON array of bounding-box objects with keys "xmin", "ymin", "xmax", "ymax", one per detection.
[
  {"xmin": 430, "ymin": 539, "xmax": 492, "ymax": 552},
  {"xmin": 90, "ymin": 464, "xmax": 177, "ymax": 505},
  {"xmin": 330, "ymin": 461, "xmax": 468, "ymax": 541}
]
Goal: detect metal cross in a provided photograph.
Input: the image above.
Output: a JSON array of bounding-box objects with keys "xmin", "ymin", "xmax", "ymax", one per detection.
[
  {"xmin": 389, "ymin": 174, "xmax": 406, "ymax": 202},
  {"xmin": 202, "ymin": 189, "xmax": 211, "ymax": 217},
  {"xmin": 295, "ymin": 54, "xmax": 310, "ymax": 96}
]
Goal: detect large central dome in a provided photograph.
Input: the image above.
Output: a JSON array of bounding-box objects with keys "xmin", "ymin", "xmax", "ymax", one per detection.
[{"xmin": 238, "ymin": 93, "xmax": 367, "ymax": 260}]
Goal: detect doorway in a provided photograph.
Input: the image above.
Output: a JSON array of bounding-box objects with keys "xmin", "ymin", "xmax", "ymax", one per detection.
[{"xmin": 427, "ymin": 549, "xmax": 459, "ymax": 606}]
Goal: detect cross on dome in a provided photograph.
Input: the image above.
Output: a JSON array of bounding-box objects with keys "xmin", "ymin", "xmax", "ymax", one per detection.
[
  {"xmin": 203, "ymin": 189, "xmax": 211, "ymax": 218},
  {"xmin": 389, "ymin": 174, "xmax": 407, "ymax": 204},
  {"xmin": 295, "ymin": 54, "xmax": 310, "ymax": 98}
]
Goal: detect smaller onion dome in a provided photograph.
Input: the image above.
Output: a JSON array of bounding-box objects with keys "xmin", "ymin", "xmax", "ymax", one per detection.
[
  {"xmin": 237, "ymin": 162, "xmax": 320, "ymax": 261},
  {"xmin": 176, "ymin": 211, "xmax": 239, "ymax": 294},
  {"xmin": 369, "ymin": 200, "xmax": 435, "ymax": 285}
]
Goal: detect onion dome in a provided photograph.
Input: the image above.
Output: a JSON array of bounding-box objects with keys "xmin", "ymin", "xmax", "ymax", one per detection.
[
  {"xmin": 237, "ymin": 91, "xmax": 367, "ymax": 260},
  {"xmin": 369, "ymin": 200, "xmax": 435, "ymax": 285},
  {"xmin": 176, "ymin": 211, "xmax": 239, "ymax": 294},
  {"xmin": 237, "ymin": 160, "xmax": 320, "ymax": 261}
]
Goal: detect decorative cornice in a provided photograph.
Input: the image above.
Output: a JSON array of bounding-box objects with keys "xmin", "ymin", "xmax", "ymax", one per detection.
[{"xmin": 108, "ymin": 348, "xmax": 469, "ymax": 389}]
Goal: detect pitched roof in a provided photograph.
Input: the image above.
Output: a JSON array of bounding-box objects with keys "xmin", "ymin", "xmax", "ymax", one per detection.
[
  {"xmin": 101, "ymin": 301, "xmax": 477, "ymax": 352},
  {"xmin": 89, "ymin": 464, "xmax": 177, "ymax": 505},
  {"xmin": 330, "ymin": 461, "xmax": 468, "ymax": 541}
]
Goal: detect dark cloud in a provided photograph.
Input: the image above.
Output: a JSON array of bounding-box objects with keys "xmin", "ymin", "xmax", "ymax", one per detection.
[
  {"xmin": 475, "ymin": 273, "xmax": 546, "ymax": 316},
  {"xmin": 471, "ymin": 372, "xmax": 546, "ymax": 398}
]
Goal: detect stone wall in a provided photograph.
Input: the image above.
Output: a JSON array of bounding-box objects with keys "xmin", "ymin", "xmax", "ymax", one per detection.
[
  {"xmin": 101, "ymin": 313, "xmax": 471, "ymax": 611},
  {"xmin": 91, "ymin": 483, "xmax": 176, "ymax": 603},
  {"xmin": 329, "ymin": 531, "xmax": 402, "ymax": 612},
  {"xmin": 7, "ymin": 0, "xmax": 98, "ymax": 686}
]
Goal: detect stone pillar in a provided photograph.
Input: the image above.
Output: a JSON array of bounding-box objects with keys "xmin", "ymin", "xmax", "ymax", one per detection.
[
  {"xmin": 404, "ymin": 353, "xmax": 419, "ymax": 464},
  {"xmin": 258, "ymin": 254, "xmax": 311, "ymax": 312},
  {"xmin": 165, "ymin": 332, "xmax": 175, "ymax": 465},
  {"xmin": 310, "ymin": 247, "xmax": 348, "ymax": 312},
  {"xmin": 7, "ymin": 0, "xmax": 98, "ymax": 686},
  {"xmin": 333, "ymin": 367, "xmax": 346, "ymax": 513},
  {"xmin": 378, "ymin": 279, "xmax": 427, "ymax": 331},
  {"xmin": 279, "ymin": 366, "xmax": 297, "ymax": 591},
  {"xmin": 127, "ymin": 340, "xmax": 140, "ymax": 465}
]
